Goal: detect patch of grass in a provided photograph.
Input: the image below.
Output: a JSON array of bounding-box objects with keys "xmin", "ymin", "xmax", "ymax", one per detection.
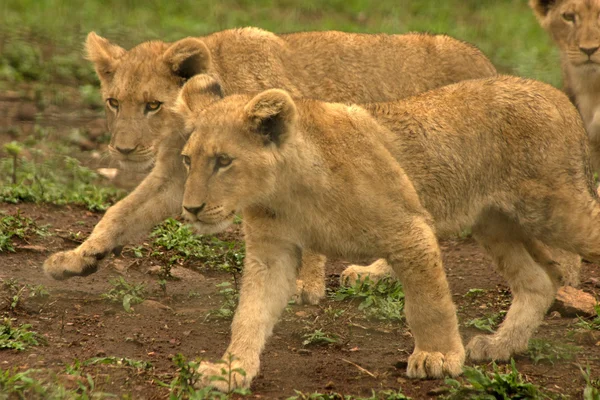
[
  {"xmin": 0, "ymin": 210, "xmax": 48, "ymax": 252},
  {"xmin": 302, "ymin": 329, "xmax": 339, "ymax": 347},
  {"xmin": 527, "ymin": 339, "xmax": 580, "ymax": 365},
  {"xmin": 0, "ymin": 318, "xmax": 43, "ymax": 350},
  {"xmin": 0, "ymin": 145, "xmax": 124, "ymax": 212},
  {"xmin": 206, "ymin": 282, "xmax": 238, "ymax": 320},
  {"xmin": 150, "ymin": 218, "xmax": 245, "ymax": 276},
  {"xmin": 443, "ymin": 359, "xmax": 551, "ymax": 399},
  {"xmin": 577, "ymin": 305, "xmax": 600, "ymax": 331},
  {"xmin": 288, "ymin": 389, "xmax": 411, "ymax": 399},
  {"xmin": 83, "ymin": 356, "xmax": 152, "ymax": 370},
  {"xmin": 582, "ymin": 366, "xmax": 600, "ymax": 400},
  {"xmin": 157, "ymin": 353, "xmax": 250, "ymax": 399},
  {"xmin": 333, "ymin": 276, "xmax": 404, "ymax": 321},
  {"xmin": 465, "ymin": 311, "xmax": 506, "ymax": 333},
  {"xmin": 100, "ymin": 276, "xmax": 145, "ymax": 312},
  {"xmin": 2, "ymin": 279, "xmax": 49, "ymax": 312}
]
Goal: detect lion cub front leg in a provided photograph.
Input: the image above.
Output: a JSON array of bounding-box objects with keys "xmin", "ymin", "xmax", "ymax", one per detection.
[
  {"xmin": 197, "ymin": 237, "xmax": 299, "ymax": 391},
  {"xmin": 388, "ymin": 217, "xmax": 464, "ymax": 379},
  {"xmin": 44, "ymin": 174, "xmax": 183, "ymax": 280}
]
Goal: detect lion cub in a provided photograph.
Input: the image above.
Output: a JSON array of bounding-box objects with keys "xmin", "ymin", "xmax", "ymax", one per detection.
[
  {"xmin": 176, "ymin": 75, "xmax": 599, "ymax": 390},
  {"xmin": 530, "ymin": 0, "xmax": 600, "ymax": 172}
]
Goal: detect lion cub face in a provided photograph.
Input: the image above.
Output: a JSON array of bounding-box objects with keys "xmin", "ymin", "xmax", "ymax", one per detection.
[
  {"xmin": 175, "ymin": 77, "xmax": 297, "ymax": 234},
  {"xmin": 85, "ymin": 32, "xmax": 212, "ymax": 172},
  {"xmin": 530, "ymin": 0, "xmax": 600, "ymax": 69}
]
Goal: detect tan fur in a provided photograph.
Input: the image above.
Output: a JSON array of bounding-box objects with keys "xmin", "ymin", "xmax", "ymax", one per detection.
[
  {"xmin": 178, "ymin": 75, "xmax": 598, "ymax": 390},
  {"xmin": 43, "ymin": 28, "xmax": 497, "ymax": 304},
  {"xmin": 530, "ymin": 0, "xmax": 600, "ymax": 172}
]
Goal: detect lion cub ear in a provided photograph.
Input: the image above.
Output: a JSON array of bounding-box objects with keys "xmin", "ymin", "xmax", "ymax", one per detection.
[
  {"xmin": 85, "ymin": 32, "xmax": 126, "ymax": 82},
  {"xmin": 244, "ymin": 89, "xmax": 297, "ymax": 147},
  {"xmin": 529, "ymin": 0, "xmax": 561, "ymax": 20},
  {"xmin": 173, "ymin": 75, "xmax": 224, "ymax": 130},
  {"xmin": 162, "ymin": 38, "xmax": 211, "ymax": 82}
]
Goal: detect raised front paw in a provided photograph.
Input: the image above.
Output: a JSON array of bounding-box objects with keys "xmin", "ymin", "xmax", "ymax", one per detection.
[
  {"xmin": 196, "ymin": 359, "xmax": 255, "ymax": 392},
  {"xmin": 407, "ymin": 349, "xmax": 464, "ymax": 379},
  {"xmin": 293, "ymin": 278, "xmax": 326, "ymax": 305},
  {"xmin": 466, "ymin": 335, "xmax": 513, "ymax": 361},
  {"xmin": 43, "ymin": 249, "xmax": 106, "ymax": 280}
]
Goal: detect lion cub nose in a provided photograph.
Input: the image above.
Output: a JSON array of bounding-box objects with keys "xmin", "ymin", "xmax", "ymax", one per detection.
[
  {"xmin": 116, "ymin": 146, "xmax": 137, "ymax": 155},
  {"xmin": 184, "ymin": 203, "xmax": 206, "ymax": 215},
  {"xmin": 580, "ymin": 46, "xmax": 599, "ymax": 56}
]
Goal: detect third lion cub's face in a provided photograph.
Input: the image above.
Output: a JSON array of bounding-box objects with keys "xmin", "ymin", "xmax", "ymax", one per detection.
[
  {"xmin": 174, "ymin": 77, "xmax": 298, "ymax": 234},
  {"xmin": 85, "ymin": 32, "xmax": 213, "ymax": 172},
  {"xmin": 531, "ymin": 0, "xmax": 600, "ymax": 69}
]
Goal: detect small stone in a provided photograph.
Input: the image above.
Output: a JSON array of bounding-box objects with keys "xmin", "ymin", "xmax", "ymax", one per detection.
[
  {"xmin": 550, "ymin": 286, "xmax": 598, "ymax": 317},
  {"xmin": 297, "ymin": 349, "xmax": 312, "ymax": 355},
  {"xmin": 325, "ymin": 381, "xmax": 335, "ymax": 389},
  {"xmin": 428, "ymin": 387, "xmax": 450, "ymax": 396},
  {"xmin": 96, "ymin": 350, "xmax": 106, "ymax": 357},
  {"xmin": 548, "ymin": 311, "xmax": 562, "ymax": 319},
  {"xmin": 16, "ymin": 103, "xmax": 38, "ymax": 121},
  {"xmin": 295, "ymin": 311, "xmax": 308, "ymax": 317}
]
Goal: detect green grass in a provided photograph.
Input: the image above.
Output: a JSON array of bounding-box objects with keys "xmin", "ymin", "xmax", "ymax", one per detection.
[
  {"xmin": 100, "ymin": 276, "xmax": 146, "ymax": 312},
  {"xmin": 0, "ymin": 210, "xmax": 48, "ymax": 252},
  {"xmin": 577, "ymin": 305, "xmax": 600, "ymax": 331},
  {"xmin": 444, "ymin": 359, "xmax": 553, "ymax": 400},
  {"xmin": 301, "ymin": 329, "xmax": 339, "ymax": 347},
  {"xmin": 465, "ymin": 311, "xmax": 506, "ymax": 334},
  {"xmin": 333, "ymin": 276, "xmax": 404, "ymax": 321},
  {"xmin": 288, "ymin": 389, "xmax": 410, "ymax": 400},
  {"xmin": 0, "ymin": 0, "xmax": 563, "ymax": 89},
  {"xmin": 0, "ymin": 318, "xmax": 43, "ymax": 351},
  {"xmin": 527, "ymin": 339, "xmax": 580, "ymax": 365}
]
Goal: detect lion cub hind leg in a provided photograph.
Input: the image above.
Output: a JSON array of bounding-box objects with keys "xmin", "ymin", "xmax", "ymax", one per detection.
[
  {"xmin": 294, "ymin": 251, "xmax": 327, "ymax": 305},
  {"xmin": 387, "ymin": 217, "xmax": 464, "ymax": 379},
  {"xmin": 467, "ymin": 212, "xmax": 558, "ymax": 361},
  {"xmin": 340, "ymin": 258, "xmax": 396, "ymax": 286}
]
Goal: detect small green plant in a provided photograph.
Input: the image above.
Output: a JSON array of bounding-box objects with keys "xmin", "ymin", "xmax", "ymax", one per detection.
[
  {"xmin": 83, "ymin": 356, "xmax": 152, "ymax": 370},
  {"xmin": 577, "ymin": 305, "xmax": 600, "ymax": 331},
  {"xmin": 465, "ymin": 311, "xmax": 506, "ymax": 333},
  {"xmin": 100, "ymin": 276, "xmax": 146, "ymax": 312},
  {"xmin": 464, "ymin": 288, "xmax": 486, "ymax": 298},
  {"xmin": 0, "ymin": 318, "xmax": 43, "ymax": 350},
  {"xmin": 4, "ymin": 141, "xmax": 23, "ymax": 184},
  {"xmin": 150, "ymin": 218, "xmax": 245, "ymax": 275},
  {"xmin": 527, "ymin": 338, "xmax": 580, "ymax": 365},
  {"xmin": 2, "ymin": 280, "xmax": 50, "ymax": 312},
  {"xmin": 206, "ymin": 282, "xmax": 238, "ymax": 320},
  {"xmin": 0, "ymin": 211, "xmax": 48, "ymax": 252},
  {"xmin": 582, "ymin": 366, "xmax": 600, "ymax": 400},
  {"xmin": 288, "ymin": 389, "xmax": 411, "ymax": 399},
  {"xmin": 302, "ymin": 329, "xmax": 339, "ymax": 347},
  {"xmin": 333, "ymin": 276, "xmax": 404, "ymax": 321},
  {"xmin": 158, "ymin": 353, "xmax": 250, "ymax": 399},
  {"xmin": 444, "ymin": 359, "xmax": 549, "ymax": 399}
]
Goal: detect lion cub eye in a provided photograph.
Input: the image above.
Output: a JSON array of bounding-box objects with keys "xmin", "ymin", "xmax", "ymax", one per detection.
[
  {"xmin": 215, "ymin": 154, "xmax": 233, "ymax": 169},
  {"xmin": 106, "ymin": 98, "xmax": 119, "ymax": 110},
  {"xmin": 145, "ymin": 101, "xmax": 162, "ymax": 113},
  {"xmin": 182, "ymin": 155, "xmax": 191, "ymax": 168},
  {"xmin": 562, "ymin": 12, "xmax": 576, "ymax": 22}
]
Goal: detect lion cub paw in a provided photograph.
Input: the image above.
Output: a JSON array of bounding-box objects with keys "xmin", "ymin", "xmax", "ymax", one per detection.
[
  {"xmin": 196, "ymin": 360, "xmax": 252, "ymax": 392},
  {"xmin": 293, "ymin": 279, "xmax": 326, "ymax": 305},
  {"xmin": 43, "ymin": 250, "xmax": 101, "ymax": 281},
  {"xmin": 466, "ymin": 335, "xmax": 513, "ymax": 361},
  {"xmin": 406, "ymin": 350, "xmax": 464, "ymax": 379}
]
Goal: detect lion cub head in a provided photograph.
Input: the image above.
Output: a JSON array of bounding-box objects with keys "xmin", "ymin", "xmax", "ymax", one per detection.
[
  {"xmin": 86, "ymin": 32, "xmax": 216, "ymax": 171},
  {"xmin": 174, "ymin": 76, "xmax": 297, "ymax": 234},
  {"xmin": 530, "ymin": 0, "xmax": 600, "ymax": 68}
]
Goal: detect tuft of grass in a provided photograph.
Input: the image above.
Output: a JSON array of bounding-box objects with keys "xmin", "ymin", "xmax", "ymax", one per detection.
[
  {"xmin": 0, "ymin": 318, "xmax": 43, "ymax": 350},
  {"xmin": 288, "ymin": 389, "xmax": 411, "ymax": 400},
  {"xmin": 302, "ymin": 329, "xmax": 339, "ymax": 347},
  {"xmin": 157, "ymin": 353, "xmax": 250, "ymax": 399},
  {"xmin": 100, "ymin": 276, "xmax": 145, "ymax": 312},
  {"xmin": 206, "ymin": 282, "xmax": 238, "ymax": 320},
  {"xmin": 465, "ymin": 311, "xmax": 506, "ymax": 333},
  {"xmin": 2, "ymin": 279, "xmax": 49, "ymax": 312},
  {"xmin": 582, "ymin": 366, "xmax": 600, "ymax": 400},
  {"xmin": 0, "ymin": 147, "xmax": 124, "ymax": 212},
  {"xmin": 443, "ymin": 359, "xmax": 551, "ymax": 399},
  {"xmin": 527, "ymin": 338, "xmax": 580, "ymax": 365},
  {"xmin": 83, "ymin": 356, "xmax": 152, "ymax": 370},
  {"xmin": 577, "ymin": 305, "xmax": 600, "ymax": 331},
  {"xmin": 333, "ymin": 276, "xmax": 404, "ymax": 321},
  {"xmin": 0, "ymin": 211, "xmax": 48, "ymax": 253},
  {"xmin": 150, "ymin": 218, "xmax": 245, "ymax": 276}
]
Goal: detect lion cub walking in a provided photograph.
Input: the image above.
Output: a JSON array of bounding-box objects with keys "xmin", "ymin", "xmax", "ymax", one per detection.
[{"xmin": 176, "ymin": 75, "xmax": 599, "ymax": 390}]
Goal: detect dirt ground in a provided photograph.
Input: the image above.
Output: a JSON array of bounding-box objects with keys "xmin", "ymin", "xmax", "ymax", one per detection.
[{"xmin": 1, "ymin": 92, "xmax": 600, "ymax": 399}]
